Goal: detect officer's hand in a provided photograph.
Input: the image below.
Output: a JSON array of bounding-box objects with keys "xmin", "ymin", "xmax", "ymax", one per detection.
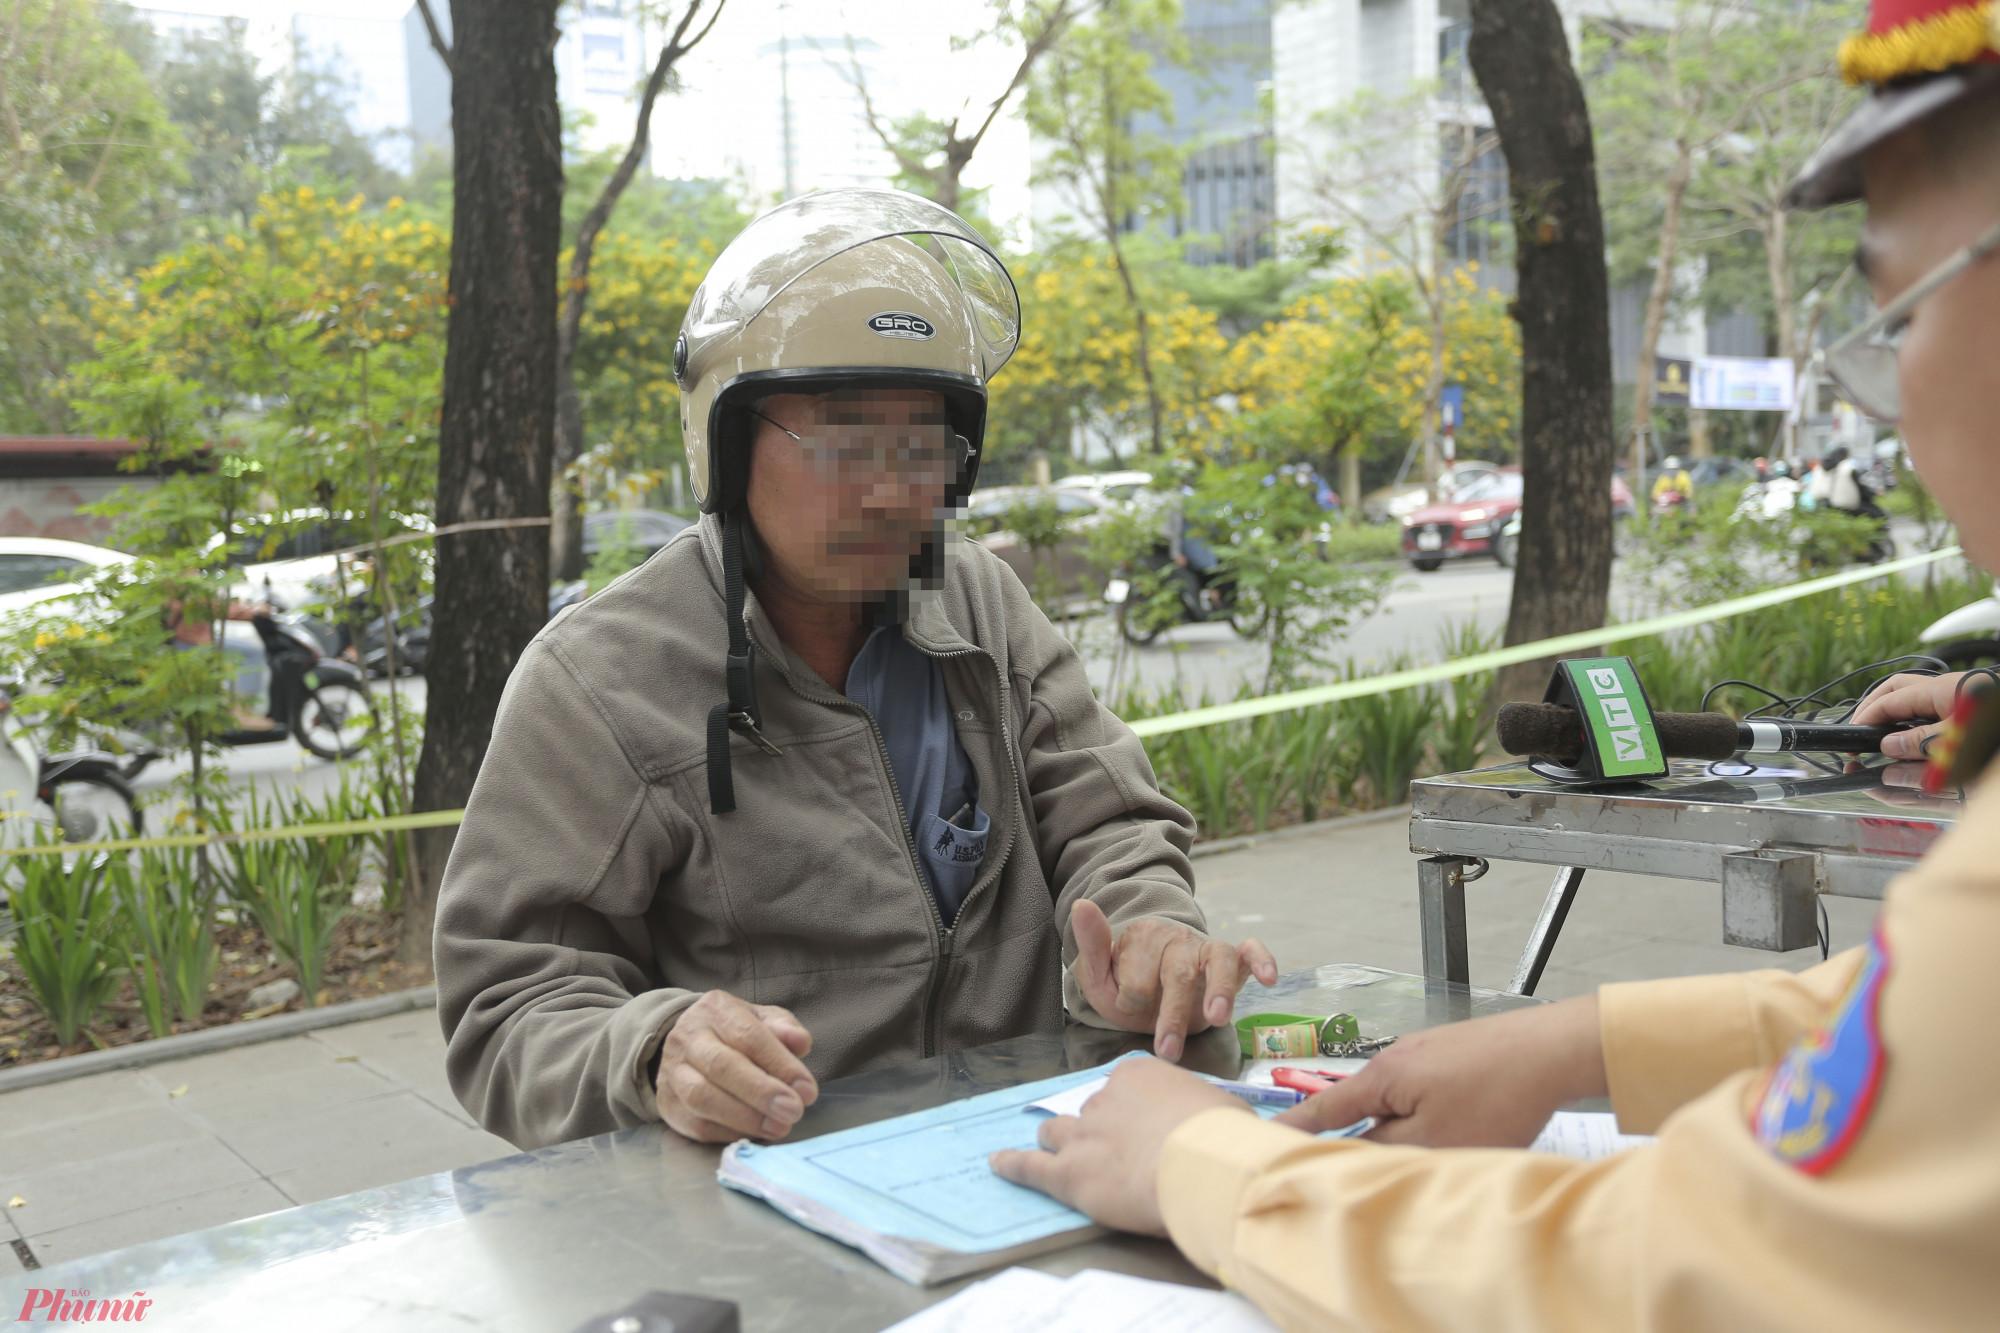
[
  {"xmin": 1070, "ymin": 899, "xmax": 1278, "ymax": 1064},
  {"xmin": 653, "ymin": 990, "xmax": 818, "ymax": 1143},
  {"xmin": 1852, "ymin": 670, "xmax": 1970, "ymax": 759},
  {"xmin": 989, "ymin": 1056, "xmax": 1243, "ymax": 1236},
  {"xmin": 1274, "ymin": 994, "xmax": 1607, "ymax": 1147}
]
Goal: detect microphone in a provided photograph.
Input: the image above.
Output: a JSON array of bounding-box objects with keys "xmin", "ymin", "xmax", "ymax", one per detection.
[{"xmin": 1496, "ymin": 702, "xmax": 1903, "ymax": 766}]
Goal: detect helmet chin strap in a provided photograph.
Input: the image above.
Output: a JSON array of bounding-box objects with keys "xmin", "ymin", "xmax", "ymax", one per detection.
[{"xmin": 707, "ymin": 508, "xmax": 781, "ymax": 815}]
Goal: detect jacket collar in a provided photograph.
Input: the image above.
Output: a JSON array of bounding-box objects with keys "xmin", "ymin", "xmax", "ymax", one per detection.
[{"xmin": 695, "ymin": 513, "xmax": 979, "ymax": 683}]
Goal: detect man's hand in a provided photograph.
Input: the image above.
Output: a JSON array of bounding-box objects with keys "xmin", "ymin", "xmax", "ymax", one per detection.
[
  {"xmin": 1852, "ymin": 670, "xmax": 1971, "ymax": 759},
  {"xmin": 1070, "ymin": 900, "xmax": 1278, "ymax": 1062},
  {"xmin": 1274, "ymin": 994, "xmax": 1607, "ymax": 1147},
  {"xmin": 653, "ymin": 990, "xmax": 818, "ymax": 1143},
  {"xmin": 989, "ymin": 1057, "xmax": 1243, "ymax": 1235}
]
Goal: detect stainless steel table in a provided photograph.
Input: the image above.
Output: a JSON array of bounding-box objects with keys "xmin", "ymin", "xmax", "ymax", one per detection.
[
  {"xmin": 1409, "ymin": 757, "xmax": 1964, "ymax": 992},
  {"xmin": 0, "ymin": 966, "xmax": 1538, "ymax": 1333}
]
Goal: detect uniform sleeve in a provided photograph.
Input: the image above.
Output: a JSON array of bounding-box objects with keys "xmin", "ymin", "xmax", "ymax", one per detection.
[
  {"xmin": 1157, "ymin": 775, "xmax": 2000, "ymax": 1333},
  {"xmin": 1597, "ymin": 950, "xmax": 1865, "ymax": 1133},
  {"xmin": 996, "ymin": 563, "xmax": 1205, "ymax": 1026},
  {"xmin": 434, "ymin": 640, "xmax": 700, "ymax": 1150}
]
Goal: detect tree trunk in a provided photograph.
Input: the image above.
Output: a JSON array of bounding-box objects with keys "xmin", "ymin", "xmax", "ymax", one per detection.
[
  {"xmin": 405, "ymin": 0, "xmax": 564, "ymax": 961},
  {"xmin": 1630, "ymin": 145, "xmax": 1693, "ymax": 486},
  {"xmin": 551, "ymin": 367, "xmax": 587, "ymax": 581},
  {"xmin": 1340, "ymin": 447, "xmax": 1361, "ymax": 525},
  {"xmin": 1106, "ymin": 233, "xmax": 1165, "ymax": 453},
  {"xmin": 1761, "ymin": 208, "xmax": 1798, "ymax": 459},
  {"xmin": 550, "ymin": 16, "xmax": 700, "ymax": 583},
  {"xmin": 1468, "ymin": 0, "xmax": 1616, "ymax": 703}
]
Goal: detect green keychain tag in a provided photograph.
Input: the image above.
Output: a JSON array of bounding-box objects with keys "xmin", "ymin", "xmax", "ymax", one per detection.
[{"xmin": 1235, "ymin": 1011, "xmax": 1361, "ymax": 1059}]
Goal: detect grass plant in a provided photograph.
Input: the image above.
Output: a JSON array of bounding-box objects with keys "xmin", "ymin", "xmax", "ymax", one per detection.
[{"xmin": 5, "ymin": 841, "xmax": 122, "ymax": 1047}]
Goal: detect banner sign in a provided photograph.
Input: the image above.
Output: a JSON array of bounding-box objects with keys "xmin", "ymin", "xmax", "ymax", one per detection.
[{"xmin": 1691, "ymin": 355, "xmax": 1797, "ymax": 412}]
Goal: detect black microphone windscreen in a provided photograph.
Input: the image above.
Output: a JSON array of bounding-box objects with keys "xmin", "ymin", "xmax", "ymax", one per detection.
[
  {"xmin": 1496, "ymin": 702, "xmax": 1584, "ymax": 764},
  {"xmin": 1655, "ymin": 710, "xmax": 1741, "ymax": 760}
]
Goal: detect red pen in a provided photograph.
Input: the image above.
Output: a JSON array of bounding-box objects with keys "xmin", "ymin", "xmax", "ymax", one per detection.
[{"xmin": 1271, "ymin": 1066, "xmax": 1342, "ymax": 1096}]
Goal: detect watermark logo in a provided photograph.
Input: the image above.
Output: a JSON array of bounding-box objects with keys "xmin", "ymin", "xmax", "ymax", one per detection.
[
  {"xmin": 15, "ymin": 1289, "xmax": 152, "ymax": 1322},
  {"xmin": 867, "ymin": 311, "xmax": 936, "ymax": 340}
]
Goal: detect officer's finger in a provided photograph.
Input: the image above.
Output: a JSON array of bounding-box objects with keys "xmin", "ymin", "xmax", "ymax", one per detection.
[
  {"xmin": 989, "ymin": 1148, "xmax": 1066, "ymax": 1200},
  {"xmin": 1881, "ymin": 721, "xmax": 1944, "ymax": 761},
  {"xmin": 1272, "ymin": 1075, "xmax": 1394, "ymax": 1134},
  {"xmin": 1070, "ymin": 899, "xmax": 1122, "ymax": 1015},
  {"xmin": 1037, "ymin": 1114, "xmax": 1083, "ymax": 1151},
  {"xmin": 1152, "ymin": 937, "xmax": 1202, "ymax": 1062}
]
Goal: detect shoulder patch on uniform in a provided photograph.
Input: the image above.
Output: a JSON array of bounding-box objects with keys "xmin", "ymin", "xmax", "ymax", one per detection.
[{"xmin": 1752, "ymin": 928, "xmax": 1890, "ymax": 1175}]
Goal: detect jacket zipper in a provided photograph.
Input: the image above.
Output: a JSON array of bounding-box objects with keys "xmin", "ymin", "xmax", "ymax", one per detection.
[{"xmin": 748, "ymin": 625, "xmax": 988, "ymax": 1059}]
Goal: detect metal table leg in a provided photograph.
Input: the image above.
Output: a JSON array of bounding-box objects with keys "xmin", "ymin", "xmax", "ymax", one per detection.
[
  {"xmin": 1509, "ymin": 866, "xmax": 1585, "ymax": 996},
  {"xmin": 1418, "ymin": 855, "xmax": 1476, "ymax": 985}
]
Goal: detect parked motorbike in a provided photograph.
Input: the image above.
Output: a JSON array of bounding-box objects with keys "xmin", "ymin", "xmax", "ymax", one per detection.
[
  {"xmin": 1103, "ymin": 546, "xmax": 1261, "ymax": 646},
  {"xmin": 0, "ymin": 613, "xmax": 376, "ymax": 842},
  {"xmin": 1920, "ymin": 581, "xmax": 2000, "ymax": 669}
]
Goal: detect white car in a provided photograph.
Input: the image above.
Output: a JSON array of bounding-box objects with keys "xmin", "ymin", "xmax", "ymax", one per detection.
[
  {"xmin": 0, "ymin": 537, "xmax": 133, "ymax": 617},
  {"xmin": 1053, "ymin": 470, "xmax": 1154, "ymax": 506}
]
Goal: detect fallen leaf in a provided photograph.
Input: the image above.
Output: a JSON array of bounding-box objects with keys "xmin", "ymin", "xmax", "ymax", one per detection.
[
  {"xmin": 7, "ymin": 1196, "xmax": 23, "ymax": 1209},
  {"xmin": 168, "ymin": 1085, "xmax": 188, "ymax": 1098},
  {"xmin": 314, "ymin": 988, "xmax": 332, "ymax": 1007}
]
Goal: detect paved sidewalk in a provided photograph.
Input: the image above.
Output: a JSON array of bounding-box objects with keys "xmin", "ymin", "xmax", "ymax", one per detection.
[
  {"xmin": 0, "ymin": 810, "xmax": 1879, "ymax": 1275},
  {"xmin": 0, "ymin": 1009, "xmax": 512, "ymax": 1274}
]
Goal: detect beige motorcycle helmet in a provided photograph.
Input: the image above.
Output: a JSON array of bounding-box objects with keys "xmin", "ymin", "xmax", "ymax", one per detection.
[
  {"xmin": 673, "ymin": 188, "xmax": 1020, "ymax": 813},
  {"xmin": 676, "ymin": 186, "xmax": 1020, "ymax": 513}
]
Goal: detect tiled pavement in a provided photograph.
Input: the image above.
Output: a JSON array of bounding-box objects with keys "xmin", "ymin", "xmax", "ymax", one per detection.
[{"xmin": 0, "ymin": 808, "xmax": 1878, "ymax": 1274}]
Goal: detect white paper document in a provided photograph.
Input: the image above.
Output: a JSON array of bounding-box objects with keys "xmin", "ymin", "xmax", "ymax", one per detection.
[
  {"xmin": 881, "ymin": 1266, "xmax": 1281, "ymax": 1333},
  {"xmin": 1531, "ymin": 1111, "xmax": 1655, "ymax": 1160},
  {"xmin": 1026, "ymin": 1077, "xmax": 1108, "ymax": 1119}
]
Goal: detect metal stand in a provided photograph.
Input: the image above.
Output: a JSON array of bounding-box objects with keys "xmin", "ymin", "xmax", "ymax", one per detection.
[
  {"xmin": 1509, "ymin": 866, "xmax": 1585, "ymax": 996},
  {"xmin": 1418, "ymin": 855, "xmax": 1484, "ymax": 985}
]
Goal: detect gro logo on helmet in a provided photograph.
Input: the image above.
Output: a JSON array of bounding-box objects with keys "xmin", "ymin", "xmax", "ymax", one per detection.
[{"xmin": 867, "ymin": 311, "xmax": 936, "ymax": 340}]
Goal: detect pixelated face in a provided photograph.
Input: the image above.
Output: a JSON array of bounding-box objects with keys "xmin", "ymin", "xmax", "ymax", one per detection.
[
  {"xmin": 746, "ymin": 388, "xmax": 959, "ymax": 600},
  {"xmin": 1863, "ymin": 124, "xmax": 2000, "ymax": 573}
]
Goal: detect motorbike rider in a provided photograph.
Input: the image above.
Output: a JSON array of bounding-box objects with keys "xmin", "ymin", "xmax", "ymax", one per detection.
[
  {"xmin": 1650, "ymin": 454, "xmax": 1695, "ymax": 507},
  {"xmin": 1153, "ymin": 458, "xmax": 1223, "ymax": 615},
  {"xmin": 433, "ymin": 190, "xmax": 1275, "ymax": 1151}
]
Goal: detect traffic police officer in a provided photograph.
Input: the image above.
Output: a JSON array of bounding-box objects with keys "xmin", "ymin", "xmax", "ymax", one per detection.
[{"xmin": 992, "ymin": 4, "xmax": 2000, "ymax": 1327}]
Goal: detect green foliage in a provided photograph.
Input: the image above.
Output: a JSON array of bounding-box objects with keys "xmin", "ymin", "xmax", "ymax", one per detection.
[
  {"xmin": 584, "ymin": 515, "xmax": 648, "ymax": 595},
  {"xmin": 0, "ymin": 0, "xmax": 182, "ymax": 431},
  {"xmin": 108, "ymin": 846, "xmax": 217, "ymax": 1035},
  {"xmin": 5, "ymin": 846, "xmax": 123, "ymax": 1048},
  {"xmin": 999, "ymin": 491, "xmax": 1077, "ymax": 616},
  {"xmin": 1624, "ymin": 570, "xmax": 1991, "ymax": 714},
  {"xmin": 1196, "ymin": 464, "xmax": 1393, "ymax": 690},
  {"xmin": 1347, "ymin": 676, "xmax": 1441, "ymax": 809},
  {"xmin": 217, "ymin": 786, "xmax": 360, "ymax": 1008}
]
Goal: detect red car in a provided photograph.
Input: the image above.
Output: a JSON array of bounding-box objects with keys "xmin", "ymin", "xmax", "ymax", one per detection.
[{"xmin": 1401, "ymin": 467, "xmax": 1635, "ymax": 571}]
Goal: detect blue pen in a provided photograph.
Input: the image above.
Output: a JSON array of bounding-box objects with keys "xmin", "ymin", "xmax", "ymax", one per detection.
[{"xmin": 1207, "ymin": 1078, "xmax": 1306, "ymax": 1108}]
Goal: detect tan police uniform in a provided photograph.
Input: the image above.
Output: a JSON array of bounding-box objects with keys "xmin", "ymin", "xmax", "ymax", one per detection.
[
  {"xmin": 1145, "ymin": 5, "xmax": 2000, "ymax": 1324},
  {"xmin": 1153, "ymin": 763, "xmax": 2000, "ymax": 1332}
]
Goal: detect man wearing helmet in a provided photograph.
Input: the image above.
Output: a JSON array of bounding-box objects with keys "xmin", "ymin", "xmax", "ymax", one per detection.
[
  {"xmin": 992, "ymin": 8, "xmax": 2000, "ymax": 1327},
  {"xmin": 434, "ymin": 189, "xmax": 1273, "ymax": 1150}
]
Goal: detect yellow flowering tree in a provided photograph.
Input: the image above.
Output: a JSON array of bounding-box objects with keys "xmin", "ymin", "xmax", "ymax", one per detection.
[
  {"xmin": 13, "ymin": 187, "xmax": 450, "ymax": 818},
  {"xmin": 985, "ymin": 244, "xmax": 1228, "ymax": 481},
  {"xmin": 1225, "ymin": 267, "xmax": 1519, "ymax": 505},
  {"xmin": 566, "ymin": 229, "xmax": 714, "ymax": 506}
]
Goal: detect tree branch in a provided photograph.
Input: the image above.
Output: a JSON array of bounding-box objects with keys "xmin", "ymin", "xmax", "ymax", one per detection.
[
  {"xmin": 415, "ymin": 0, "xmax": 454, "ymax": 77},
  {"xmin": 843, "ymin": 37, "xmax": 943, "ymax": 185}
]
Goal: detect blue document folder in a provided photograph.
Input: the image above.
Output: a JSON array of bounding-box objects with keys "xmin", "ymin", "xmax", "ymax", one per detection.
[{"xmin": 717, "ymin": 1057, "xmax": 1142, "ymax": 1284}]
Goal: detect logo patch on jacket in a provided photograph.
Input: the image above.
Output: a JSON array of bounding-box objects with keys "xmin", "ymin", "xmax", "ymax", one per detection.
[{"xmin": 1752, "ymin": 928, "xmax": 1890, "ymax": 1174}]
